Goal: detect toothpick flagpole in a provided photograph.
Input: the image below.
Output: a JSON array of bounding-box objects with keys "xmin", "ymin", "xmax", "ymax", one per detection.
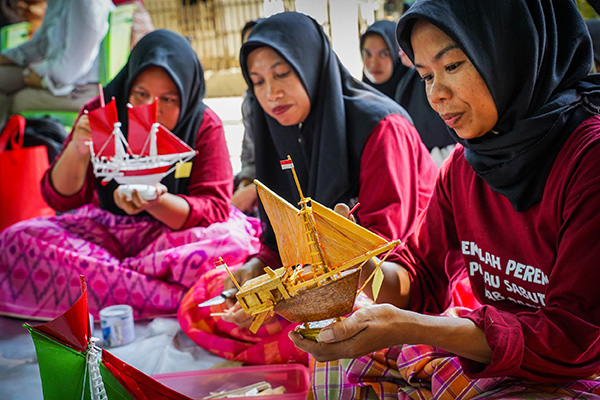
[
  {"xmin": 97, "ymin": 83, "xmax": 105, "ymax": 108},
  {"xmin": 281, "ymin": 155, "xmax": 305, "ymax": 202},
  {"xmin": 215, "ymin": 257, "xmax": 242, "ymax": 291}
]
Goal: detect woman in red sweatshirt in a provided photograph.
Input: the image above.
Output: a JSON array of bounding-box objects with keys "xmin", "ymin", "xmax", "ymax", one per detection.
[{"xmin": 290, "ymin": 1, "xmax": 600, "ymax": 398}]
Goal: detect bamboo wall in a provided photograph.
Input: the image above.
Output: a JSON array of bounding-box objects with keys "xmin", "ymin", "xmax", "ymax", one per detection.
[
  {"xmin": 144, "ymin": 0, "xmax": 385, "ymax": 96},
  {"xmin": 145, "ymin": 0, "xmax": 293, "ymax": 71}
]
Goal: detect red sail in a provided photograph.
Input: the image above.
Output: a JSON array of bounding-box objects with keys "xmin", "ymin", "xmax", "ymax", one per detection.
[
  {"xmin": 127, "ymin": 101, "xmax": 193, "ymax": 156},
  {"xmin": 26, "ymin": 276, "xmax": 90, "ymax": 353},
  {"xmin": 26, "ymin": 275, "xmax": 193, "ymax": 400},
  {"xmin": 88, "ymin": 98, "xmax": 122, "ymax": 158}
]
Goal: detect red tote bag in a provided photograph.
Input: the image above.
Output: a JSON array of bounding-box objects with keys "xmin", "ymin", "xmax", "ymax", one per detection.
[{"xmin": 0, "ymin": 115, "xmax": 55, "ymax": 231}]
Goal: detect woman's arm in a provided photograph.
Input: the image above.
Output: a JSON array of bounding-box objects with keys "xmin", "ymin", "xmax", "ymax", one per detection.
[
  {"xmin": 355, "ymin": 114, "xmax": 437, "ymax": 242},
  {"xmin": 178, "ymin": 108, "xmax": 233, "ymax": 228},
  {"xmin": 289, "ymin": 304, "xmax": 491, "ymax": 364},
  {"xmin": 50, "ymin": 116, "xmax": 91, "ymax": 196},
  {"xmin": 113, "ymin": 185, "xmax": 191, "ymax": 230}
]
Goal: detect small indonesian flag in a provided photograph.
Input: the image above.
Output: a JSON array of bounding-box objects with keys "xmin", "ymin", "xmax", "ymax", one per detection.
[
  {"xmin": 214, "ymin": 258, "xmax": 228, "ymax": 270},
  {"xmin": 280, "ymin": 159, "xmax": 294, "ymax": 170}
]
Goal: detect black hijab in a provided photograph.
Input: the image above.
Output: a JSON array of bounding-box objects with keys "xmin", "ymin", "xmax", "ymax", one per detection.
[
  {"xmin": 397, "ymin": 0, "xmax": 600, "ymax": 211},
  {"xmin": 360, "ymin": 20, "xmax": 408, "ymax": 99},
  {"xmin": 97, "ymin": 29, "xmax": 208, "ymax": 215},
  {"xmin": 585, "ymin": 19, "xmax": 600, "ymax": 66},
  {"xmin": 240, "ymin": 12, "xmax": 408, "ymax": 251}
]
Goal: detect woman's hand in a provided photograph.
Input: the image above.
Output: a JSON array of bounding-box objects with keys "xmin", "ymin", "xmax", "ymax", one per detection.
[
  {"xmin": 220, "ymin": 301, "xmax": 275, "ymax": 328},
  {"xmin": 289, "ymin": 304, "xmax": 493, "ymax": 364},
  {"xmin": 288, "ymin": 304, "xmax": 404, "ymax": 362},
  {"xmin": 220, "ymin": 302, "xmax": 254, "ymax": 328},
  {"xmin": 223, "ymin": 257, "xmax": 266, "ymax": 291},
  {"xmin": 22, "ymin": 67, "xmax": 44, "ymax": 88},
  {"xmin": 113, "ymin": 183, "xmax": 168, "ymax": 215},
  {"xmin": 333, "ymin": 203, "xmax": 356, "ymax": 223},
  {"xmin": 68, "ymin": 115, "xmax": 93, "ymax": 158},
  {"xmin": 50, "ymin": 115, "xmax": 94, "ymax": 196},
  {"xmin": 219, "ymin": 258, "xmax": 270, "ymax": 328},
  {"xmin": 231, "ymin": 182, "xmax": 258, "ymax": 214}
]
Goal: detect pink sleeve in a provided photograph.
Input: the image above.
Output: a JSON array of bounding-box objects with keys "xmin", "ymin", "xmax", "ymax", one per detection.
[
  {"xmin": 356, "ymin": 114, "xmax": 437, "ymax": 242},
  {"xmin": 41, "ymin": 113, "xmax": 98, "ymax": 212},
  {"xmin": 179, "ymin": 108, "xmax": 233, "ymax": 229}
]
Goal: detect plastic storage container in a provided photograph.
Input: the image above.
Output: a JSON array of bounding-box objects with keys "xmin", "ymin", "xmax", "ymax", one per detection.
[{"xmin": 152, "ymin": 363, "xmax": 310, "ymax": 399}]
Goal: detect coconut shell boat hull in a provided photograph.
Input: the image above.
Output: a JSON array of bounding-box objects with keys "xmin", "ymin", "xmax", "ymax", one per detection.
[{"xmin": 273, "ymin": 269, "xmax": 360, "ymax": 323}]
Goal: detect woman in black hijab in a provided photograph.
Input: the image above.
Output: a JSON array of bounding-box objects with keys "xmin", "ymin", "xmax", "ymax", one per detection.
[
  {"xmin": 360, "ymin": 19, "xmax": 408, "ymax": 100},
  {"xmin": 230, "ymin": 11, "xmax": 436, "ymax": 286},
  {"xmin": 290, "ymin": 0, "xmax": 600, "ymax": 397},
  {"xmin": 362, "ymin": 19, "xmax": 454, "ymax": 165},
  {"xmin": 185, "ymin": 12, "xmax": 436, "ymax": 364},
  {"xmin": 0, "ymin": 29, "xmax": 261, "ymax": 321},
  {"xmin": 96, "ymin": 29, "xmax": 212, "ymax": 218}
]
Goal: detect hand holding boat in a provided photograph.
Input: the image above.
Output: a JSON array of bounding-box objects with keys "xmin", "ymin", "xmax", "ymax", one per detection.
[{"xmin": 288, "ymin": 304, "xmax": 404, "ymax": 362}]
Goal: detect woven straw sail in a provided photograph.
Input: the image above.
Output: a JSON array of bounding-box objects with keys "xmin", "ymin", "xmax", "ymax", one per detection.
[
  {"xmin": 255, "ymin": 181, "xmax": 313, "ymax": 267},
  {"xmin": 255, "ymin": 181, "xmax": 389, "ymax": 270},
  {"xmin": 243, "ymin": 180, "xmax": 399, "ymax": 332},
  {"xmin": 310, "ymin": 200, "xmax": 388, "ymax": 268}
]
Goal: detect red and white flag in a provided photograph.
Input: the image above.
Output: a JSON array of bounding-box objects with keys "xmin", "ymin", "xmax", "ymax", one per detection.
[
  {"xmin": 214, "ymin": 258, "xmax": 227, "ymax": 270},
  {"xmin": 280, "ymin": 159, "xmax": 294, "ymax": 170}
]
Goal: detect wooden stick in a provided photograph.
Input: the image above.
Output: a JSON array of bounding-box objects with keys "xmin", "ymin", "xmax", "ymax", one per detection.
[
  {"xmin": 286, "ymin": 155, "xmax": 305, "ymax": 201},
  {"xmin": 217, "ymin": 257, "xmax": 242, "ymax": 292},
  {"xmin": 209, "ymin": 312, "xmax": 228, "ymax": 317},
  {"xmin": 348, "ymin": 202, "xmax": 360, "ymax": 217},
  {"xmin": 98, "ymin": 83, "xmax": 105, "ymax": 108}
]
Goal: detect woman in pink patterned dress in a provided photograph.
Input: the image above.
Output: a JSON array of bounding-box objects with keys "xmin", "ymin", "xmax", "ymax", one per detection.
[{"xmin": 0, "ymin": 30, "xmax": 261, "ymax": 321}]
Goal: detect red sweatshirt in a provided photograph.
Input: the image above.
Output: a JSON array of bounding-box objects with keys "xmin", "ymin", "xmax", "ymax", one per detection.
[
  {"xmin": 392, "ymin": 115, "xmax": 600, "ymax": 382},
  {"xmin": 255, "ymin": 114, "xmax": 439, "ymax": 268},
  {"xmin": 42, "ymin": 107, "xmax": 232, "ymax": 229}
]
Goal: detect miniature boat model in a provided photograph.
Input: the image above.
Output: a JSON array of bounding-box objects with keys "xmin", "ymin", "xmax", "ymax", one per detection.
[
  {"xmin": 86, "ymin": 98, "xmax": 197, "ymax": 185},
  {"xmin": 222, "ymin": 156, "xmax": 401, "ymax": 333}
]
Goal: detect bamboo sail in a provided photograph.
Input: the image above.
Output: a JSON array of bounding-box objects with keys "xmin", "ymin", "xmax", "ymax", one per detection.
[{"xmin": 234, "ymin": 164, "xmax": 400, "ymax": 333}]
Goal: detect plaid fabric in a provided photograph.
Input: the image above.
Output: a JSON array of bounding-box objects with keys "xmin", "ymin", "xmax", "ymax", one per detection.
[{"xmin": 309, "ymin": 309, "xmax": 600, "ymax": 400}]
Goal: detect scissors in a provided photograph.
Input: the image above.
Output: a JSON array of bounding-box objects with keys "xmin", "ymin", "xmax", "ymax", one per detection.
[{"xmin": 197, "ymin": 287, "xmax": 238, "ymax": 307}]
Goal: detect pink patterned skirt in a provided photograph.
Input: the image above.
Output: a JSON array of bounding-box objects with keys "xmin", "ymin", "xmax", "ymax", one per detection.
[{"xmin": 0, "ymin": 204, "xmax": 261, "ymax": 321}]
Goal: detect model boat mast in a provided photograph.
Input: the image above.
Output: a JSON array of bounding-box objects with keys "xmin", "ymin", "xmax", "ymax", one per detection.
[{"xmin": 220, "ymin": 155, "xmax": 401, "ymax": 333}]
